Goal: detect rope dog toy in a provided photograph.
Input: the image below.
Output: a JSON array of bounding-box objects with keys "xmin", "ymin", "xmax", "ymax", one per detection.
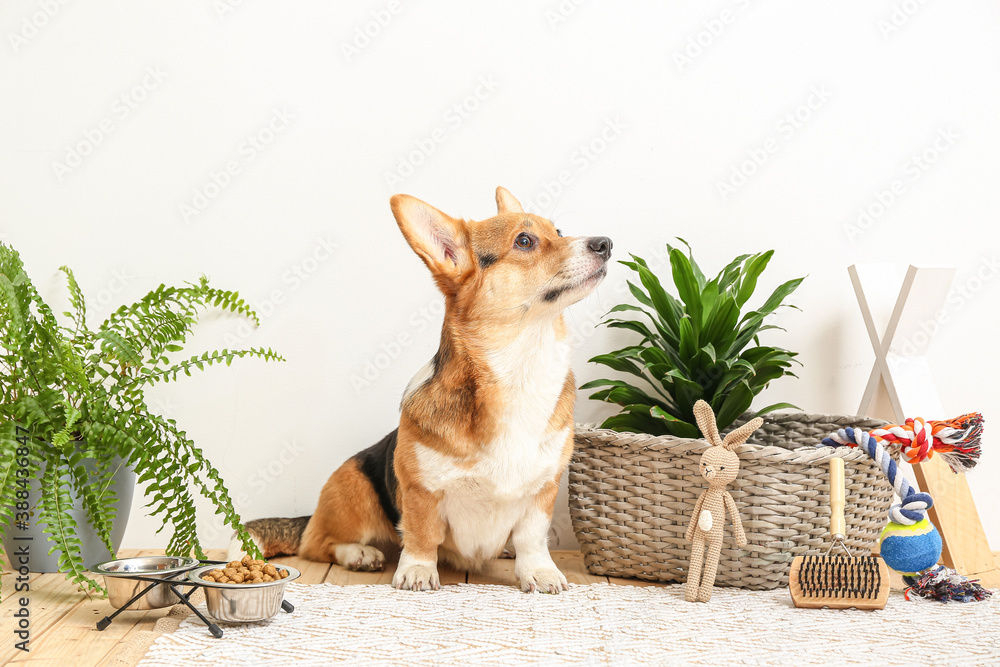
[
  {"xmin": 821, "ymin": 414, "xmax": 991, "ymax": 603},
  {"xmin": 871, "ymin": 413, "xmax": 983, "ymax": 472}
]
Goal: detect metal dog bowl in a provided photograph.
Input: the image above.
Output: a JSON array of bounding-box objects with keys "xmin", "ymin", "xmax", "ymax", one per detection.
[
  {"xmin": 92, "ymin": 556, "xmax": 200, "ymax": 610},
  {"xmin": 188, "ymin": 564, "xmax": 300, "ymax": 623}
]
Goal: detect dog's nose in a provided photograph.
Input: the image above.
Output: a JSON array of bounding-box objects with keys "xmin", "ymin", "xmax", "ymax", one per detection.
[{"xmin": 588, "ymin": 236, "xmax": 612, "ymax": 261}]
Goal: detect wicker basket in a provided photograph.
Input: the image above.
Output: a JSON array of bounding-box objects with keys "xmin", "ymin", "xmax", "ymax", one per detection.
[{"xmin": 569, "ymin": 412, "xmax": 893, "ymax": 590}]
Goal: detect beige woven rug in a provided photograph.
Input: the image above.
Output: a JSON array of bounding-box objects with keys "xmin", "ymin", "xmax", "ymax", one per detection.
[{"xmin": 124, "ymin": 583, "xmax": 999, "ymax": 666}]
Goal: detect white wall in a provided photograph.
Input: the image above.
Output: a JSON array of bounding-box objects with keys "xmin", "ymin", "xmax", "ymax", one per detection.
[{"xmin": 2, "ymin": 0, "xmax": 998, "ymax": 552}]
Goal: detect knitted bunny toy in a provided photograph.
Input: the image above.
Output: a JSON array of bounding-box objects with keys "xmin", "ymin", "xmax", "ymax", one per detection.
[{"xmin": 684, "ymin": 399, "xmax": 763, "ymax": 602}]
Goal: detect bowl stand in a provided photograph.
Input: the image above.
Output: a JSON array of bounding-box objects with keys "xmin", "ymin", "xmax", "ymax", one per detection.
[{"xmin": 94, "ymin": 559, "xmax": 295, "ymax": 638}]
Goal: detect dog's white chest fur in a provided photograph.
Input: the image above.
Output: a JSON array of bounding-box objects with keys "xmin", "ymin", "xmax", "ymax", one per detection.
[{"xmin": 413, "ymin": 325, "xmax": 572, "ymax": 563}]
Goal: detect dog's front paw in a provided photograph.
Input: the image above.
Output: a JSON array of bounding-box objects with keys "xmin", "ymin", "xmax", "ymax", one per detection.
[
  {"xmin": 336, "ymin": 544, "xmax": 385, "ymax": 572},
  {"xmin": 392, "ymin": 564, "xmax": 440, "ymax": 591},
  {"xmin": 519, "ymin": 568, "xmax": 568, "ymax": 594}
]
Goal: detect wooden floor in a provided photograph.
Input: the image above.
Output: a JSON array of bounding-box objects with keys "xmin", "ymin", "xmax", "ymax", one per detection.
[
  {"xmin": 4, "ymin": 549, "xmax": 998, "ymax": 666},
  {"xmin": 0, "ymin": 549, "xmax": 646, "ymax": 666}
]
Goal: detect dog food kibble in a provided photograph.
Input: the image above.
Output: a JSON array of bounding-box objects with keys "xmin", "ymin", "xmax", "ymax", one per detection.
[{"xmin": 200, "ymin": 557, "xmax": 290, "ymax": 584}]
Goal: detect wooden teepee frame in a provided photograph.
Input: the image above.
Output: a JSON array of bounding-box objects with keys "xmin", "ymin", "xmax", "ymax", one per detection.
[{"xmin": 849, "ymin": 263, "xmax": 998, "ymax": 587}]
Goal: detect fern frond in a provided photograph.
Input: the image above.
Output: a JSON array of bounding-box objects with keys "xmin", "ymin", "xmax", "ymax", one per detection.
[
  {"xmin": 51, "ymin": 405, "xmax": 83, "ymax": 449},
  {"xmin": 37, "ymin": 451, "xmax": 104, "ymax": 595},
  {"xmin": 94, "ymin": 330, "xmax": 144, "ymax": 367},
  {"xmin": 0, "ymin": 272, "xmax": 25, "ymax": 345},
  {"xmin": 20, "ymin": 272, "xmax": 62, "ymax": 339},
  {"xmin": 11, "ymin": 390, "xmax": 65, "ymax": 433},
  {"xmin": 67, "ymin": 445, "xmax": 117, "ymax": 558},
  {"xmin": 0, "ymin": 422, "xmax": 27, "ymax": 551},
  {"xmin": 59, "ymin": 266, "xmax": 87, "ymax": 336},
  {"xmin": 144, "ymin": 411, "xmax": 260, "ymax": 560},
  {"xmin": 199, "ymin": 279, "xmax": 260, "ymax": 326},
  {"xmin": 126, "ymin": 347, "xmax": 285, "ymax": 389}
]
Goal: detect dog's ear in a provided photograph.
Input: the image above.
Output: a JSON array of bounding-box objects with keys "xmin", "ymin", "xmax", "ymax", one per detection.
[
  {"xmin": 495, "ymin": 186, "xmax": 524, "ymax": 214},
  {"xmin": 391, "ymin": 194, "xmax": 472, "ymax": 286}
]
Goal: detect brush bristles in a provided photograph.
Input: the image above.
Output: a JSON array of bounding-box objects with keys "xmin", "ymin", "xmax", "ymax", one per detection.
[{"xmin": 797, "ymin": 555, "xmax": 883, "ymax": 599}]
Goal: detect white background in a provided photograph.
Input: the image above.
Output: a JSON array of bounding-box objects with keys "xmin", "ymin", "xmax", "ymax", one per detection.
[{"xmin": 2, "ymin": 0, "xmax": 997, "ymax": 553}]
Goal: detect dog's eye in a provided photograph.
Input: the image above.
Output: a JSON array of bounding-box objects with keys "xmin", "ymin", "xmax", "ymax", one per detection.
[{"xmin": 514, "ymin": 233, "xmax": 534, "ymax": 250}]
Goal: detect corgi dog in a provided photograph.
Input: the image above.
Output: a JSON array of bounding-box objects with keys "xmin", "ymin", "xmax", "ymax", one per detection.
[{"xmin": 231, "ymin": 187, "xmax": 611, "ymax": 593}]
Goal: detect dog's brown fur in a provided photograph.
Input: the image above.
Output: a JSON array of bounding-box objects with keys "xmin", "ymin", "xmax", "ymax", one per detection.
[
  {"xmin": 297, "ymin": 459, "xmax": 397, "ymax": 562},
  {"xmin": 232, "ymin": 187, "xmax": 610, "ymax": 593}
]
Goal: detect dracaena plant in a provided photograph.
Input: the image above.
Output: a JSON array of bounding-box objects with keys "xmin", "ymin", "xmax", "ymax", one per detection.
[
  {"xmin": 582, "ymin": 240, "xmax": 803, "ymax": 438},
  {"xmin": 0, "ymin": 242, "xmax": 280, "ymax": 593}
]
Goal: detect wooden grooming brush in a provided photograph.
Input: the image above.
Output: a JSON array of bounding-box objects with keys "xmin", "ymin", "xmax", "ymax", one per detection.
[{"xmin": 788, "ymin": 457, "xmax": 890, "ymax": 610}]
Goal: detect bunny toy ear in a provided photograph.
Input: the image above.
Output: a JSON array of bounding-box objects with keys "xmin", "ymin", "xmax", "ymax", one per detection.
[
  {"xmin": 722, "ymin": 417, "xmax": 764, "ymax": 451},
  {"xmin": 693, "ymin": 400, "xmax": 723, "ymax": 446}
]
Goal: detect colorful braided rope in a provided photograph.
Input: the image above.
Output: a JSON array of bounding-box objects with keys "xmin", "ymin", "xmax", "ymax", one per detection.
[
  {"xmin": 870, "ymin": 413, "xmax": 983, "ymax": 472},
  {"xmin": 821, "ymin": 427, "xmax": 933, "ymax": 525}
]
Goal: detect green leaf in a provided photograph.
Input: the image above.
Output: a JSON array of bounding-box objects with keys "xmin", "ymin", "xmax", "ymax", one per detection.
[
  {"xmin": 605, "ymin": 303, "xmax": 647, "ymax": 316},
  {"xmin": 587, "ymin": 351, "xmax": 645, "ymax": 379},
  {"xmin": 669, "ymin": 248, "xmax": 703, "ymax": 330},
  {"xmin": 678, "ymin": 316, "xmax": 697, "ymax": 359},
  {"xmin": 637, "ymin": 346, "xmax": 675, "ymax": 368},
  {"xmin": 714, "ymin": 254, "xmax": 752, "ymax": 289},
  {"xmin": 580, "ymin": 378, "xmax": 627, "ymax": 390},
  {"xmin": 624, "ymin": 280, "xmax": 654, "ymax": 309},
  {"xmin": 633, "ymin": 262, "xmax": 682, "ymax": 331},
  {"xmin": 711, "ymin": 365, "xmax": 755, "ymax": 401},
  {"xmin": 734, "ymin": 251, "xmax": 774, "ymax": 307},
  {"xmin": 600, "ymin": 411, "xmax": 664, "ymax": 435},
  {"xmin": 715, "ymin": 381, "xmax": 755, "ymax": 430},
  {"xmin": 748, "ymin": 362, "xmax": 788, "ymax": 391},
  {"xmin": 726, "ymin": 312, "xmax": 765, "ymax": 358},
  {"xmin": 699, "ymin": 279, "xmax": 720, "ymax": 327},
  {"xmin": 754, "ymin": 401, "xmax": 800, "ymax": 415},
  {"xmin": 598, "ymin": 385, "xmax": 668, "ymax": 411},
  {"xmin": 674, "ymin": 238, "xmax": 707, "ymax": 289},
  {"xmin": 650, "ymin": 405, "xmax": 682, "ymax": 422},
  {"xmin": 701, "ymin": 296, "xmax": 740, "ymax": 351},
  {"xmin": 758, "ymin": 277, "xmax": 805, "ymax": 315},
  {"xmin": 604, "ymin": 319, "xmax": 659, "ymax": 345},
  {"xmin": 661, "ymin": 419, "xmax": 702, "ymax": 438}
]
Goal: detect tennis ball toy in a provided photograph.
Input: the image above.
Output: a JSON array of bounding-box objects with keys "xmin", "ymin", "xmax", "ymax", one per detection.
[{"xmin": 878, "ymin": 518, "xmax": 942, "ymax": 575}]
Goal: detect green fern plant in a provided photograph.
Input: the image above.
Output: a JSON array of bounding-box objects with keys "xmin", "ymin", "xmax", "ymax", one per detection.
[
  {"xmin": 0, "ymin": 242, "xmax": 283, "ymax": 593},
  {"xmin": 582, "ymin": 240, "xmax": 804, "ymax": 438}
]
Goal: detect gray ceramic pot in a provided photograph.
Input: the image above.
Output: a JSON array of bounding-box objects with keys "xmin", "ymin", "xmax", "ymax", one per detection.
[{"xmin": 2, "ymin": 450, "xmax": 136, "ymax": 573}]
